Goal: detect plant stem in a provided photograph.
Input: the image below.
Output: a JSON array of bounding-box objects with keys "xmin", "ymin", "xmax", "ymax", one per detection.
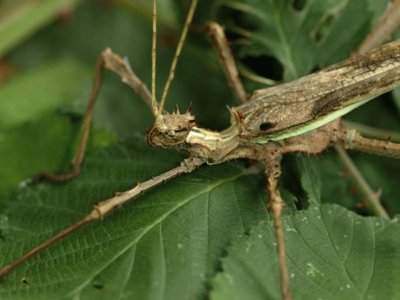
[{"xmin": 334, "ymin": 144, "xmax": 389, "ymax": 219}]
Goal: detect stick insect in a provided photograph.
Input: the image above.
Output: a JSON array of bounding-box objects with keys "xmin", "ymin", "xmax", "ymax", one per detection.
[{"xmin": 1, "ymin": 1, "xmax": 400, "ymax": 299}]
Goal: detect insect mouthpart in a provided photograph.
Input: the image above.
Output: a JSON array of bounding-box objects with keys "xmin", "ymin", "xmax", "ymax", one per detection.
[{"xmin": 147, "ymin": 112, "xmax": 196, "ymax": 148}]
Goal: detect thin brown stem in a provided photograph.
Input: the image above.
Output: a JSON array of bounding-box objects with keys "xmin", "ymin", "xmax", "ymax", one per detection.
[
  {"xmin": 238, "ymin": 64, "xmax": 278, "ymax": 86},
  {"xmin": 157, "ymin": 0, "xmax": 198, "ymax": 119},
  {"xmin": 0, "ymin": 157, "xmax": 205, "ymax": 278},
  {"xmin": 355, "ymin": 0, "xmax": 400, "ymax": 54},
  {"xmin": 265, "ymin": 150, "xmax": 292, "ymax": 300},
  {"xmin": 334, "ymin": 123, "xmax": 397, "ymax": 217},
  {"xmin": 335, "ymin": 123, "xmax": 400, "ymax": 216},
  {"xmin": 339, "ymin": 126, "xmax": 400, "ymax": 159},
  {"xmin": 207, "ymin": 22, "xmax": 248, "ymax": 104},
  {"xmin": 342, "ymin": 120, "xmax": 400, "ymax": 143},
  {"xmin": 334, "ymin": 144, "xmax": 389, "ymax": 219}
]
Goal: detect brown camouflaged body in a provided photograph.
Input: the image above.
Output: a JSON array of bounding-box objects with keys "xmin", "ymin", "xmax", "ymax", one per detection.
[{"xmin": 232, "ymin": 40, "xmax": 400, "ymax": 140}]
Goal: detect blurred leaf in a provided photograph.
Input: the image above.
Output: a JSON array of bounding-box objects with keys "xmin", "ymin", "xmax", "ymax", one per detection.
[
  {"xmin": 394, "ymin": 87, "xmax": 400, "ymax": 114},
  {"xmin": 0, "ymin": 60, "xmax": 90, "ymax": 129},
  {"xmin": 220, "ymin": 0, "xmax": 387, "ymax": 80},
  {"xmin": 0, "ymin": 58, "xmax": 103, "ymax": 196},
  {"xmin": 0, "ymin": 138, "xmax": 268, "ymax": 300},
  {"xmin": 0, "ymin": 115, "xmax": 75, "ymax": 195},
  {"xmin": 211, "ymin": 204, "xmax": 400, "ymax": 300},
  {"xmin": 0, "ymin": 114, "xmax": 116, "ymax": 197},
  {"xmin": 0, "ymin": 0, "xmax": 81, "ymax": 57}
]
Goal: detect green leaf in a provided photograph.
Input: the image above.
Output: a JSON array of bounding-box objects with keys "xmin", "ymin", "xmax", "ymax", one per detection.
[
  {"xmin": 393, "ymin": 87, "xmax": 400, "ymax": 114},
  {"xmin": 211, "ymin": 204, "xmax": 400, "ymax": 300},
  {"xmin": 0, "ymin": 59, "xmax": 103, "ymax": 196},
  {"xmin": 0, "ymin": 138, "xmax": 268, "ymax": 300},
  {"xmin": 0, "ymin": 114, "xmax": 116, "ymax": 197},
  {"xmin": 222, "ymin": 0, "xmax": 387, "ymax": 80},
  {"xmin": 297, "ymin": 155, "xmax": 321, "ymax": 206},
  {"xmin": 0, "ymin": 0, "xmax": 81, "ymax": 57},
  {"xmin": 0, "ymin": 60, "xmax": 90, "ymax": 129},
  {"xmin": 0, "ymin": 115, "xmax": 75, "ymax": 196}
]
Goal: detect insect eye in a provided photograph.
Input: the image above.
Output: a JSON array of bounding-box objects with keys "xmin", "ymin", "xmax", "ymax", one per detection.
[{"xmin": 259, "ymin": 122, "xmax": 275, "ymax": 131}]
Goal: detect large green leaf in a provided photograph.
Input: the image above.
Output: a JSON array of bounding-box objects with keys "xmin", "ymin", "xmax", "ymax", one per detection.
[
  {"xmin": 0, "ymin": 60, "xmax": 114, "ymax": 196},
  {"xmin": 0, "ymin": 138, "xmax": 268, "ymax": 300},
  {"xmin": 0, "ymin": 114, "xmax": 116, "ymax": 197},
  {"xmin": 211, "ymin": 204, "xmax": 400, "ymax": 300}
]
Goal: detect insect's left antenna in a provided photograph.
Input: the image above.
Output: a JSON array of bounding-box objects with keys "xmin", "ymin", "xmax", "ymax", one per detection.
[
  {"xmin": 151, "ymin": 0, "xmax": 159, "ymax": 116},
  {"xmin": 157, "ymin": 0, "xmax": 198, "ymax": 121}
]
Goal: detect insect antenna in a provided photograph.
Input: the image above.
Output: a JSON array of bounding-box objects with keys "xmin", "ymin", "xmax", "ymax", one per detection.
[
  {"xmin": 156, "ymin": 0, "xmax": 198, "ymax": 122},
  {"xmin": 151, "ymin": 0, "xmax": 159, "ymax": 117}
]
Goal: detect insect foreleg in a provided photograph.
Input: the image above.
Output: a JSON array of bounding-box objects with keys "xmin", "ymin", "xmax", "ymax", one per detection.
[
  {"xmin": 39, "ymin": 49, "xmax": 155, "ymax": 182},
  {"xmin": 0, "ymin": 156, "xmax": 205, "ymax": 277}
]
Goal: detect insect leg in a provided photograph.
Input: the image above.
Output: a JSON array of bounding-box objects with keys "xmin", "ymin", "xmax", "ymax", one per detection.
[
  {"xmin": 337, "ymin": 124, "xmax": 400, "ymax": 159},
  {"xmin": 334, "ymin": 144, "xmax": 389, "ymax": 218},
  {"xmin": 207, "ymin": 21, "xmax": 248, "ymax": 104},
  {"xmin": 334, "ymin": 123, "xmax": 399, "ymax": 217},
  {"xmin": 334, "ymin": 123, "xmax": 400, "ymax": 217},
  {"xmin": 355, "ymin": 0, "xmax": 400, "ymax": 54},
  {"xmin": 265, "ymin": 147, "xmax": 292, "ymax": 300},
  {"xmin": 0, "ymin": 156, "xmax": 205, "ymax": 278},
  {"xmin": 335, "ymin": 1, "xmax": 400, "ymax": 217},
  {"xmin": 38, "ymin": 49, "xmax": 154, "ymax": 182}
]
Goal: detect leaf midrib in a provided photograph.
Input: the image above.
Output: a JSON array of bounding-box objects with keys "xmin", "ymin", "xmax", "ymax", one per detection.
[{"xmin": 66, "ymin": 168, "xmax": 249, "ymax": 296}]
